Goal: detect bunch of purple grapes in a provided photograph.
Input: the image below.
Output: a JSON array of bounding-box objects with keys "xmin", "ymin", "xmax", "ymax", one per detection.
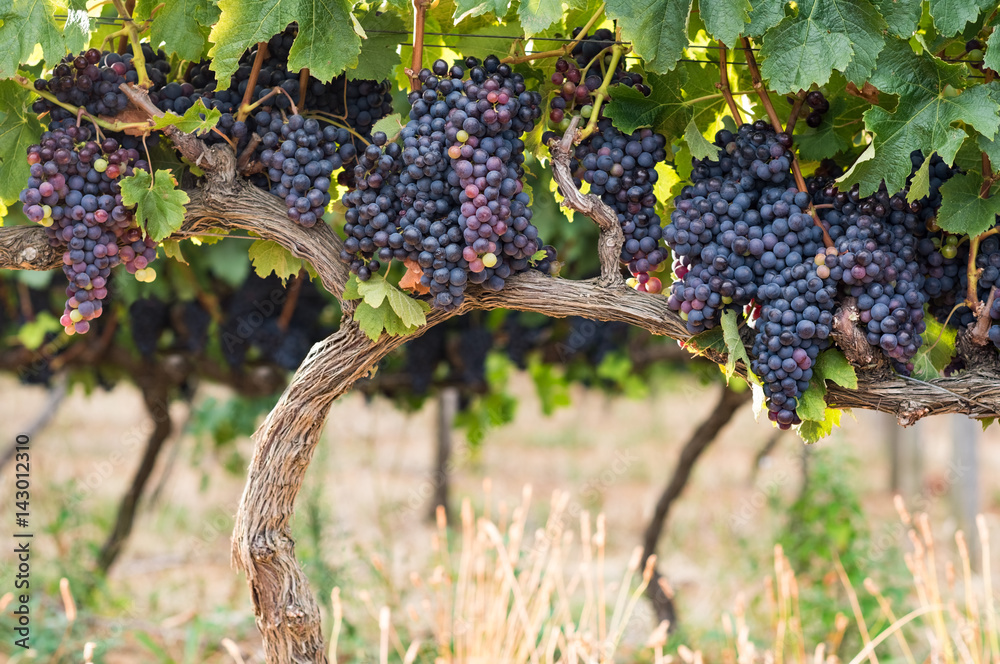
[
  {"xmin": 33, "ymin": 45, "xmax": 169, "ymax": 119},
  {"xmin": 257, "ymin": 112, "xmax": 357, "ymax": 227},
  {"xmin": 338, "ymin": 55, "xmax": 546, "ymax": 310},
  {"xmin": 19, "ymin": 126, "xmax": 156, "ymax": 335}
]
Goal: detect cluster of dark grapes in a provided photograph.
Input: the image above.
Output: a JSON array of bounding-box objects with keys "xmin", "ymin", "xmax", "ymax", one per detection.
[
  {"xmin": 541, "ymin": 30, "xmax": 666, "ymax": 284},
  {"xmin": 545, "ymin": 30, "xmax": 646, "ymax": 134},
  {"xmin": 665, "ymin": 121, "xmax": 833, "ymax": 429},
  {"xmin": 804, "ymin": 91, "xmax": 829, "ymax": 128},
  {"xmin": 166, "ymin": 26, "xmax": 393, "ymax": 226},
  {"xmin": 338, "ymin": 55, "xmax": 548, "ymax": 310},
  {"xmin": 751, "ymin": 254, "xmax": 837, "ymax": 428},
  {"xmin": 19, "ymin": 125, "xmax": 155, "ymax": 335},
  {"xmin": 257, "ymin": 112, "xmax": 357, "ymax": 227},
  {"xmin": 129, "ymin": 297, "xmax": 212, "ymax": 357},
  {"xmin": 32, "ymin": 45, "xmax": 170, "ymax": 118},
  {"xmin": 810, "ymin": 181, "xmax": 929, "ymax": 373},
  {"xmin": 219, "ymin": 272, "xmax": 328, "ymax": 370},
  {"xmin": 572, "ymin": 120, "xmax": 669, "ymax": 286},
  {"xmin": 665, "ymin": 122, "xmax": 805, "ymax": 332}
]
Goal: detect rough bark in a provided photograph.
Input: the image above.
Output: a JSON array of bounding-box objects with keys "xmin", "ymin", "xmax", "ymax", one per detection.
[
  {"xmin": 0, "ymin": 225, "xmax": 64, "ymax": 271},
  {"xmin": 640, "ymin": 384, "xmax": 752, "ymax": 626},
  {"xmin": 229, "ymin": 320, "xmax": 450, "ymax": 663}
]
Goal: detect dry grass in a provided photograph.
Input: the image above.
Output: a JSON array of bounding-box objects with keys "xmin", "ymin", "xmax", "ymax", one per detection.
[
  {"xmin": 330, "ymin": 485, "xmax": 668, "ymax": 663},
  {"xmin": 312, "ymin": 491, "xmax": 1000, "ymax": 664}
]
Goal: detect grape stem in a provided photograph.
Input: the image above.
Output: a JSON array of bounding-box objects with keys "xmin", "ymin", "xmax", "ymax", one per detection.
[
  {"xmin": 277, "ymin": 270, "xmax": 305, "ymax": 333},
  {"xmin": 784, "ymin": 90, "xmax": 807, "ymax": 137},
  {"xmin": 716, "ymin": 42, "xmax": 743, "ymax": 125},
  {"xmin": 298, "ymin": 68, "xmax": 309, "ymax": 111},
  {"xmin": 742, "ymin": 38, "xmax": 834, "ymax": 249},
  {"xmin": 111, "ymin": 0, "xmax": 151, "ymax": 88},
  {"xmin": 237, "ymin": 42, "xmax": 269, "ymax": 123},
  {"xmin": 967, "ymin": 234, "xmax": 983, "ymax": 308},
  {"xmin": 981, "ymin": 153, "xmax": 994, "ymax": 198},
  {"xmin": 236, "ymin": 134, "xmax": 263, "ymax": 175},
  {"xmin": 969, "ymin": 285, "xmax": 998, "ymax": 346},
  {"xmin": 683, "ymin": 91, "xmax": 754, "ymax": 105},
  {"xmin": 578, "ymin": 34, "xmax": 626, "ymax": 141},
  {"xmin": 302, "ymin": 110, "xmax": 371, "ymax": 146},
  {"xmin": 501, "ymin": 2, "xmax": 607, "ymax": 65},
  {"xmin": 408, "ymin": 0, "xmax": 430, "ymax": 92},
  {"xmin": 13, "ymin": 75, "xmax": 150, "ymax": 133}
]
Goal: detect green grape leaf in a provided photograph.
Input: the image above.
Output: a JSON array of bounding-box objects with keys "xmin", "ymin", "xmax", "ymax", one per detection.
[
  {"xmin": 0, "ymin": 81, "xmax": 43, "ymax": 206},
  {"xmin": 208, "ymin": 0, "xmax": 290, "ymax": 90},
  {"xmin": 17, "ymin": 312, "xmax": 60, "ymax": 351},
  {"xmin": 871, "ymin": 0, "xmax": 921, "ymax": 37},
  {"xmin": 978, "ymin": 131, "xmax": 1000, "ymax": 169},
  {"xmin": 350, "ymin": 274, "xmax": 427, "ymax": 340},
  {"xmin": 287, "ymin": 0, "xmax": 363, "ymax": 83},
  {"xmin": 838, "ymin": 40, "xmax": 1000, "ymax": 197},
  {"xmin": 701, "ymin": 0, "xmax": 751, "ymax": 47},
  {"xmin": 563, "ymin": 0, "xmax": 605, "ymax": 32},
  {"xmin": 137, "ymin": 0, "xmax": 219, "ymax": 61},
  {"xmin": 720, "ymin": 309, "xmax": 753, "ymax": 384},
  {"xmin": 350, "ymin": 271, "xmax": 429, "ymax": 331},
  {"xmin": 746, "ymin": 0, "xmax": 788, "ymax": 37},
  {"xmin": 350, "ymin": 9, "xmax": 406, "ymax": 82},
  {"xmin": 161, "ymin": 239, "xmax": 188, "ymax": 264},
  {"xmin": 386, "ymin": 288, "xmax": 430, "ymax": 329},
  {"xmin": 606, "ymin": 0, "xmax": 693, "ymax": 73},
  {"xmin": 354, "ymin": 300, "xmax": 401, "ymax": 341},
  {"xmin": 342, "ymin": 274, "xmax": 361, "ymax": 300},
  {"xmin": 356, "ymin": 272, "xmax": 391, "ymax": 308},
  {"xmin": 119, "ymin": 169, "xmax": 190, "ymax": 242},
  {"xmin": 150, "ymin": 99, "xmax": 222, "ymax": 135},
  {"xmin": 795, "ymin": 349, "xmax": 853, "ymax": 442},
  {"xmin": 449, "ymin": 23, "xmax": 523, "ymax": 62},
  {"xmin": 796, "ymin": 379, "xmax": 827, "ymax": 422},
  {"xmin": 936, "ymin": 171, "xmax": 1000, "ymax": 237},
  {"xmin": 684, "ymin": 118, "xmax": 717, "ymax": 160},
  {"xmin": 209, "ymin": 0, "xmax": 362, "ymax": 89},
  {"xmin": 604, "ymin": 69, "xmax": 690, "ymax": 139},
  {"xmin": 371, "ymin": 113, "xmax": 405, "ymax": 142},
  {"xmin": 911, "ymin": 315, "xmax": 957, "ymax": 381},
  {"xmin": 453, "ymin": 0, "xmax": 509, "ymax": 21},
  {"xmin": 0, "ymin": 0, "xmax": 64, "ymax": 77},
  {"xmin": 248, "ymin": 239, "xmax": 308, "ymax": 284},
  {"xmin": 906, "ymin": 155, "xmax": 932, "ymax": 203},
  {"xmin": 928, "ymin": 0, "xmax": 995, "ymax": 37},
  {"xmin": 518, "ymin": 0, "xmax": 562, "ymax": 35},
  {"xmin": 62, "ymin": 3, "xmax": 91, "ymax": 55},
  {"xmin": 814, "ymin": 349, "xmax": 858, "ymax": 389},
  {"xmin": 759, "ymin": 0, "xmax": 887, "ymax": 92},
  {"xmin": 986, "ymin": 17, "xmax": 1000, "ymax": 74},
  {"xmin": 798, "ymin": 408, "xmax": 842, "ymax": 444}
]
